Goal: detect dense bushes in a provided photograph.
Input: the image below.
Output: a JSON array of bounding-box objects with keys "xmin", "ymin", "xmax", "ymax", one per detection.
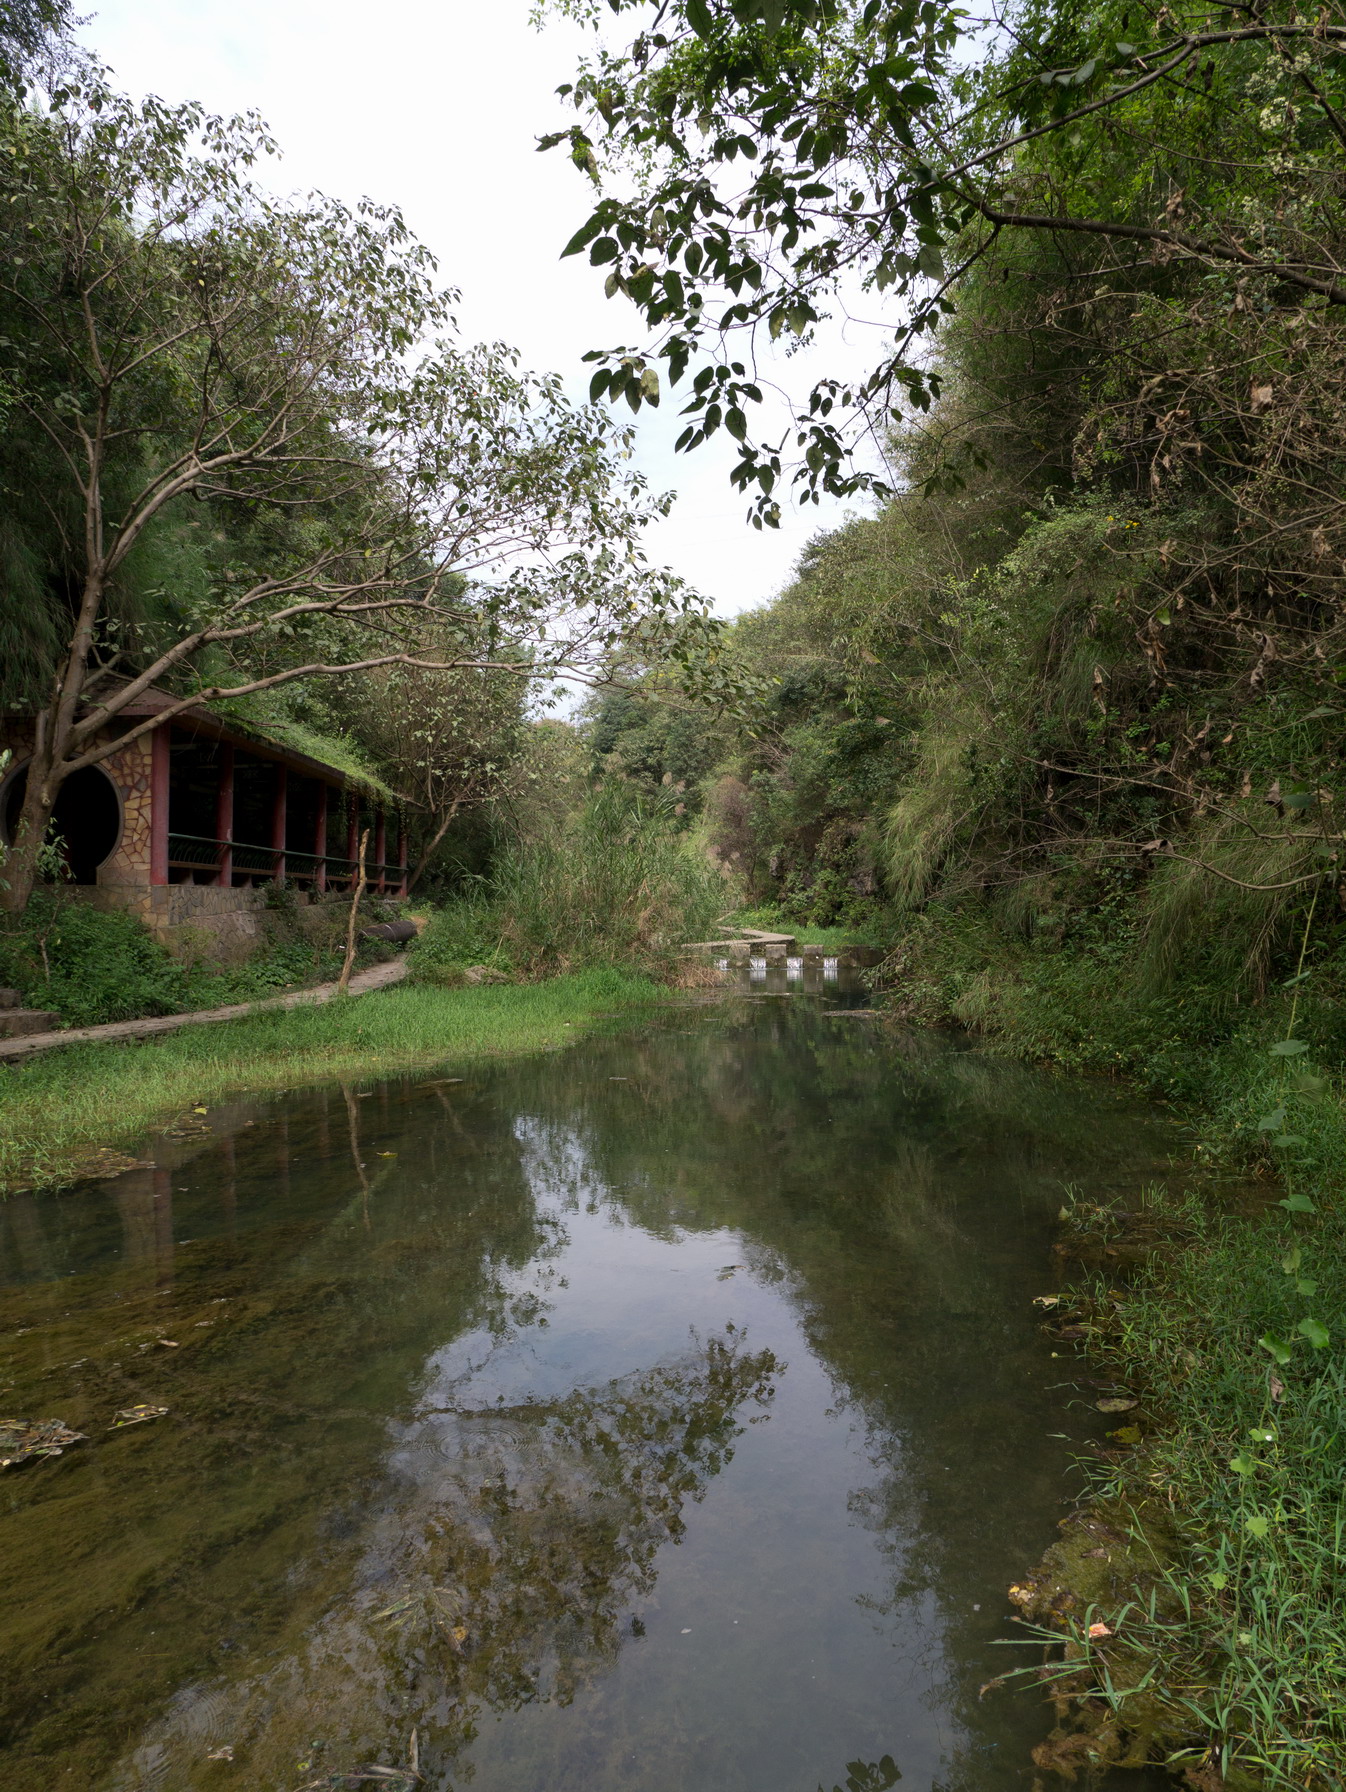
[
  {"xmin": 0, "ymin": 896, "xmax": 193, "ymax": 1026},
  {"xmin": 0, "ymin": 890, "xmax": 387, "ymax": 1027}
]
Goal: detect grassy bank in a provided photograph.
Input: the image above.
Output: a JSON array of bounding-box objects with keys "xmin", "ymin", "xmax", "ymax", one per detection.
[
  {"xmin": 0, "ymin": 968, "xmax": 665, "ymax": 1194},
  {"xmin": 1097, "ymin": 1205, "xmax": 1346, "ymax": 1786},
  {"xmin": 880, "ymin": 909, "xmax": 1346, "ymax": 1784}
]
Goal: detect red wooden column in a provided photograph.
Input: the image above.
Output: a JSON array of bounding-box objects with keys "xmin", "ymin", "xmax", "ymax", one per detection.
[
  {"xmin": 150, "ymin": 725, "xmax": 170, "ymax": 886},
  {"xmin": 314, "ymin": 782, "xmax": 329, "ymax": 893},
  {"xmin": 345, "ymin": 795, "xmax": 358, "ymax": 889},
  {"xmin": 397, "ymin": 819, "xmax": 408, "ymax": 896},
  {"xmin": 271, "ymin": 763, "xmax": 287, "ymax": 883},
  {"xmin": 214, "ymin": 743, "xmax": 234, "ymax": 886},
  {"xmin": 373, "ymin": 805, "xmax": 386, "ymax": 893}
]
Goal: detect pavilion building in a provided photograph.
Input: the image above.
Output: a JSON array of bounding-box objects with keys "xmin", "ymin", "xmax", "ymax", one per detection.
[{"xmin": 0, "ymin": 688, "xmax": 409, "ymax": 960}]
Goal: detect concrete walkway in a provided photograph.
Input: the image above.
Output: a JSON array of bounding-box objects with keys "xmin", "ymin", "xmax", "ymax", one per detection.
[{"xmin": 0, "ymin": 958, "xmax": 409, "ymax": 1063}]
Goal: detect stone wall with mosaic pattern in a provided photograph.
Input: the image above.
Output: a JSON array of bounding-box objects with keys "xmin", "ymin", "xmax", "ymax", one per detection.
[
  {"xmin": 96, "ymin": 732, "xmax": 153, "ymax": 887},
  {"xmin": 0, "ymin": 721, "xmax": 148, "ymax": 887}
]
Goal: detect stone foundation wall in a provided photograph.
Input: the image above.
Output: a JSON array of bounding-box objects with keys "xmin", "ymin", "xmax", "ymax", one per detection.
[{"xmin": 76, "ymin": 882, "xmax": 273, "ymax": 964}]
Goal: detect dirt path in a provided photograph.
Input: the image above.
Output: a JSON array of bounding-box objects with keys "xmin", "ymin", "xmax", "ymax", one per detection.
[{"xmin": 0, "ymin": 958, "xmax": 409, "ymax": 1063}]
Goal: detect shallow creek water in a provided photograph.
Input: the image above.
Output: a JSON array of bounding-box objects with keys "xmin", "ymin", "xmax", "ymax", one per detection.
[{"xmin": 1, "ymin": 998, "xmax": 1180, "ymax": 1792}]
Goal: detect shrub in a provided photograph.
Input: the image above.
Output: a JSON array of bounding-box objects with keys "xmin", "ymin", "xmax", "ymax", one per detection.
[{"xmin": 0, "ymin": 894, "xmax": 191, "ymax": 1025}]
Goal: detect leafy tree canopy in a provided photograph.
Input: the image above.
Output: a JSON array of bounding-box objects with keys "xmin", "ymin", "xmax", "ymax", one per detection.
[{"xmin": 540, "ymin": 0, "xmax": 1346, "ymax": 520}]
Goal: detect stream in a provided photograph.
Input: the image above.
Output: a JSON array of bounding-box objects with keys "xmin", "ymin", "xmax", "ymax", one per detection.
[{"xmin": 1, "ymin": 995, "xmax": 1180, "ymax": 1792}]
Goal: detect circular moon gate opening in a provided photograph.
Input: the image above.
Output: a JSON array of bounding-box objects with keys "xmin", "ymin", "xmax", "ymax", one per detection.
[{"xmin": 2, "ymin": 764, "xmax": 122, "ymax": 885}]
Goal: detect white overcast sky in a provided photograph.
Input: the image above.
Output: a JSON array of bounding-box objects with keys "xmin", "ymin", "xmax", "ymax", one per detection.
[{"xmin": 76, "ymin": 0, "xmax": 888, "ymax": 619}]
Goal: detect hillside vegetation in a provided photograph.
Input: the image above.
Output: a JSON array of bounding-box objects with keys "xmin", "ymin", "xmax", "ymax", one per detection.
[{"xmin": 571, "ymin": 2, "xmax": 1346, "ymax": 1775}]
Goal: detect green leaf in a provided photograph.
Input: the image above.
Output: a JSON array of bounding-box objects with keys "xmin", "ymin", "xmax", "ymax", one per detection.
[
  {"xmin": 686, "ymin": 0, "xmax": 715, "ymax": 36},
  {"xmin": 1259, "ymin": 1332, "xmax": 1294, "ymax": 1365},
  {"xmin": 1115, "ymin": 40, "xmax": 1137, "ymax": 55},
  {"xmin": 1245, "ymin": 1514, "xmax": 1270, "ymax": 1539},
  {"xmin": 1271, "ymin": 1134, "xmax": 1307, "ymax": 1149},
  {"xmin": 1281, "ymin": 1245, "xmax": 1303, "ymax": 1273},
  {"xmin": 1269, "ymin": 1039, "xmax": 1309, "ymax": 1056},
  {"xmin": 1207, "ymin": 1569, "xmax": 1228, "ymax": 1590},
  {"xmin": 1296, "ymin": 1277, "xmax": 1319, "ymax": 1296},
  {"xmin": 590, "ymin": 238, "xmax": 620, "ymax": 265},
  {"xmin": 1298, "ymin": 1316, "xmax": 1330, "ymax": 1349},
  {"xmin": 560, "ymin": 215, "xmax": 602, "ymax": 258},
  {"xmin": 1229, "ymin": 1452, "xmax": 1256, "ymax": 1476},
  {"xmin": 1278, "ymin": 1190, "xmax": 1317, "ymax": 1214},
  {"xmin": 1258, "ymin": 1108, "xmax": 1287, "ymax": 1132}
]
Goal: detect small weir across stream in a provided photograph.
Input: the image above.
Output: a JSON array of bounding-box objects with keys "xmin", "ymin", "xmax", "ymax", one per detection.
[{"xmin": 1, "ymin": 996, "xmax": 1179, "ymax": 1792}]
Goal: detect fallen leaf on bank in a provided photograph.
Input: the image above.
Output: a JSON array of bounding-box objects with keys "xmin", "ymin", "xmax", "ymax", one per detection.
[
  {"xmin": 1095, "ymin": 1397, "xmax": 1138, "ymax": 1414},
  {"xmin": 1270, "ymin": 1373, "xmax": 1286, "ymax": 1402},
  {"xmin": 109, "ymin": 1404, "xmax": 168, "ymax": 1429},
  {"xmin": 1032, "ymin": 1295, "xmax": 1063, "ymax": 1309},
  {"xmin": 0, "ymin": 1417, "xmax": 87, "ymax": 1468},
  {"xmin": 157, "ymin": 1339, "xmax": 180, "ymax": 1349},
  {"xmin": 377, "ymin": 1152, "xmax": 397, "ymax": 1158},
  {"xmin": 205, "ymin": 1745, "xmax": 234, "ymax": 1761},
  {"xmin": 1087, "ymin": 1621, "xmax": 1114, "ymax": 1640},
  {"xmin": 193, "ymin": 1106, "xmax": 208, "ymax": 1115},
  {"xmin": 1108, "ymin": 1424, "xmax": 1142, "ymax": 1445}
]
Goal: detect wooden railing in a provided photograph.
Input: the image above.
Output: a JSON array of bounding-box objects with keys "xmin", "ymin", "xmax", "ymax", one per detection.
[{"xmin": 167, "ymin": 833, "xmax": 406, "ymax": 893}]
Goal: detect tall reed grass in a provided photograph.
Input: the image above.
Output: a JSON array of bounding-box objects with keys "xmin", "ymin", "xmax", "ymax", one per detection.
[{"xmin": 411, "ymin": 787, "xmax": 728, "ymax": 982}]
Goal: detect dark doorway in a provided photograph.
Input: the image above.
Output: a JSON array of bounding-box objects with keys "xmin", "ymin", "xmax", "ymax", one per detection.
[{"xmin": 3, "ymin": 764, "xmax": 122, "ymax": 884}]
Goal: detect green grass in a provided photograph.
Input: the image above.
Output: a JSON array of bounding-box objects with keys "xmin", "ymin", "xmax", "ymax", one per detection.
[
  {"xmin": 1078, "ymin": 1202, "xmax": 1346, "ymax": 1786},
  {"xmin": 0, "ymin": 968, "xmax": 665, "ymax": 1193}
]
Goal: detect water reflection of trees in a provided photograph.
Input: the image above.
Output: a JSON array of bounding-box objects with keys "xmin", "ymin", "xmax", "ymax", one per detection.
[
  {"xmin": 4, "ymin": 1007, "xmax": 1173, "ymax": 1792},
  {"xmin": 110, "ymin": 1330, "xmax": 777, "ymax": 1790},
  {"xmin": 1, "ymin": 1082, "xmax": 544, "ymax": 1791},
  {"xmin": 478, "ymin": 1002, "xmax": 1174, "ymax": 1791}
]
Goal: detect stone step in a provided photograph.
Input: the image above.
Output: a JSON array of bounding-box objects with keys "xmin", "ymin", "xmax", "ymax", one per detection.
[
  {"xmin": 0, "ymin": 1009, "xmax": 61, "ymax": 1039},
  {"xmin": 0, "ymin": 987, "xmax": 24, "ymax": 1009}
]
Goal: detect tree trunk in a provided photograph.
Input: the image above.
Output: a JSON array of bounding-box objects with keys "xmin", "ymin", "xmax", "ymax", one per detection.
[
  {"xmin": 405, "ymin": 798, "xmax": 463, "ymax": 895},
  {"xmin": 0, "ymin": 728, "xmax": 65, "ymax": 915},
  {"xmin": 338, "ymin": 829, "xmax": 369, "ymax": 995}
]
